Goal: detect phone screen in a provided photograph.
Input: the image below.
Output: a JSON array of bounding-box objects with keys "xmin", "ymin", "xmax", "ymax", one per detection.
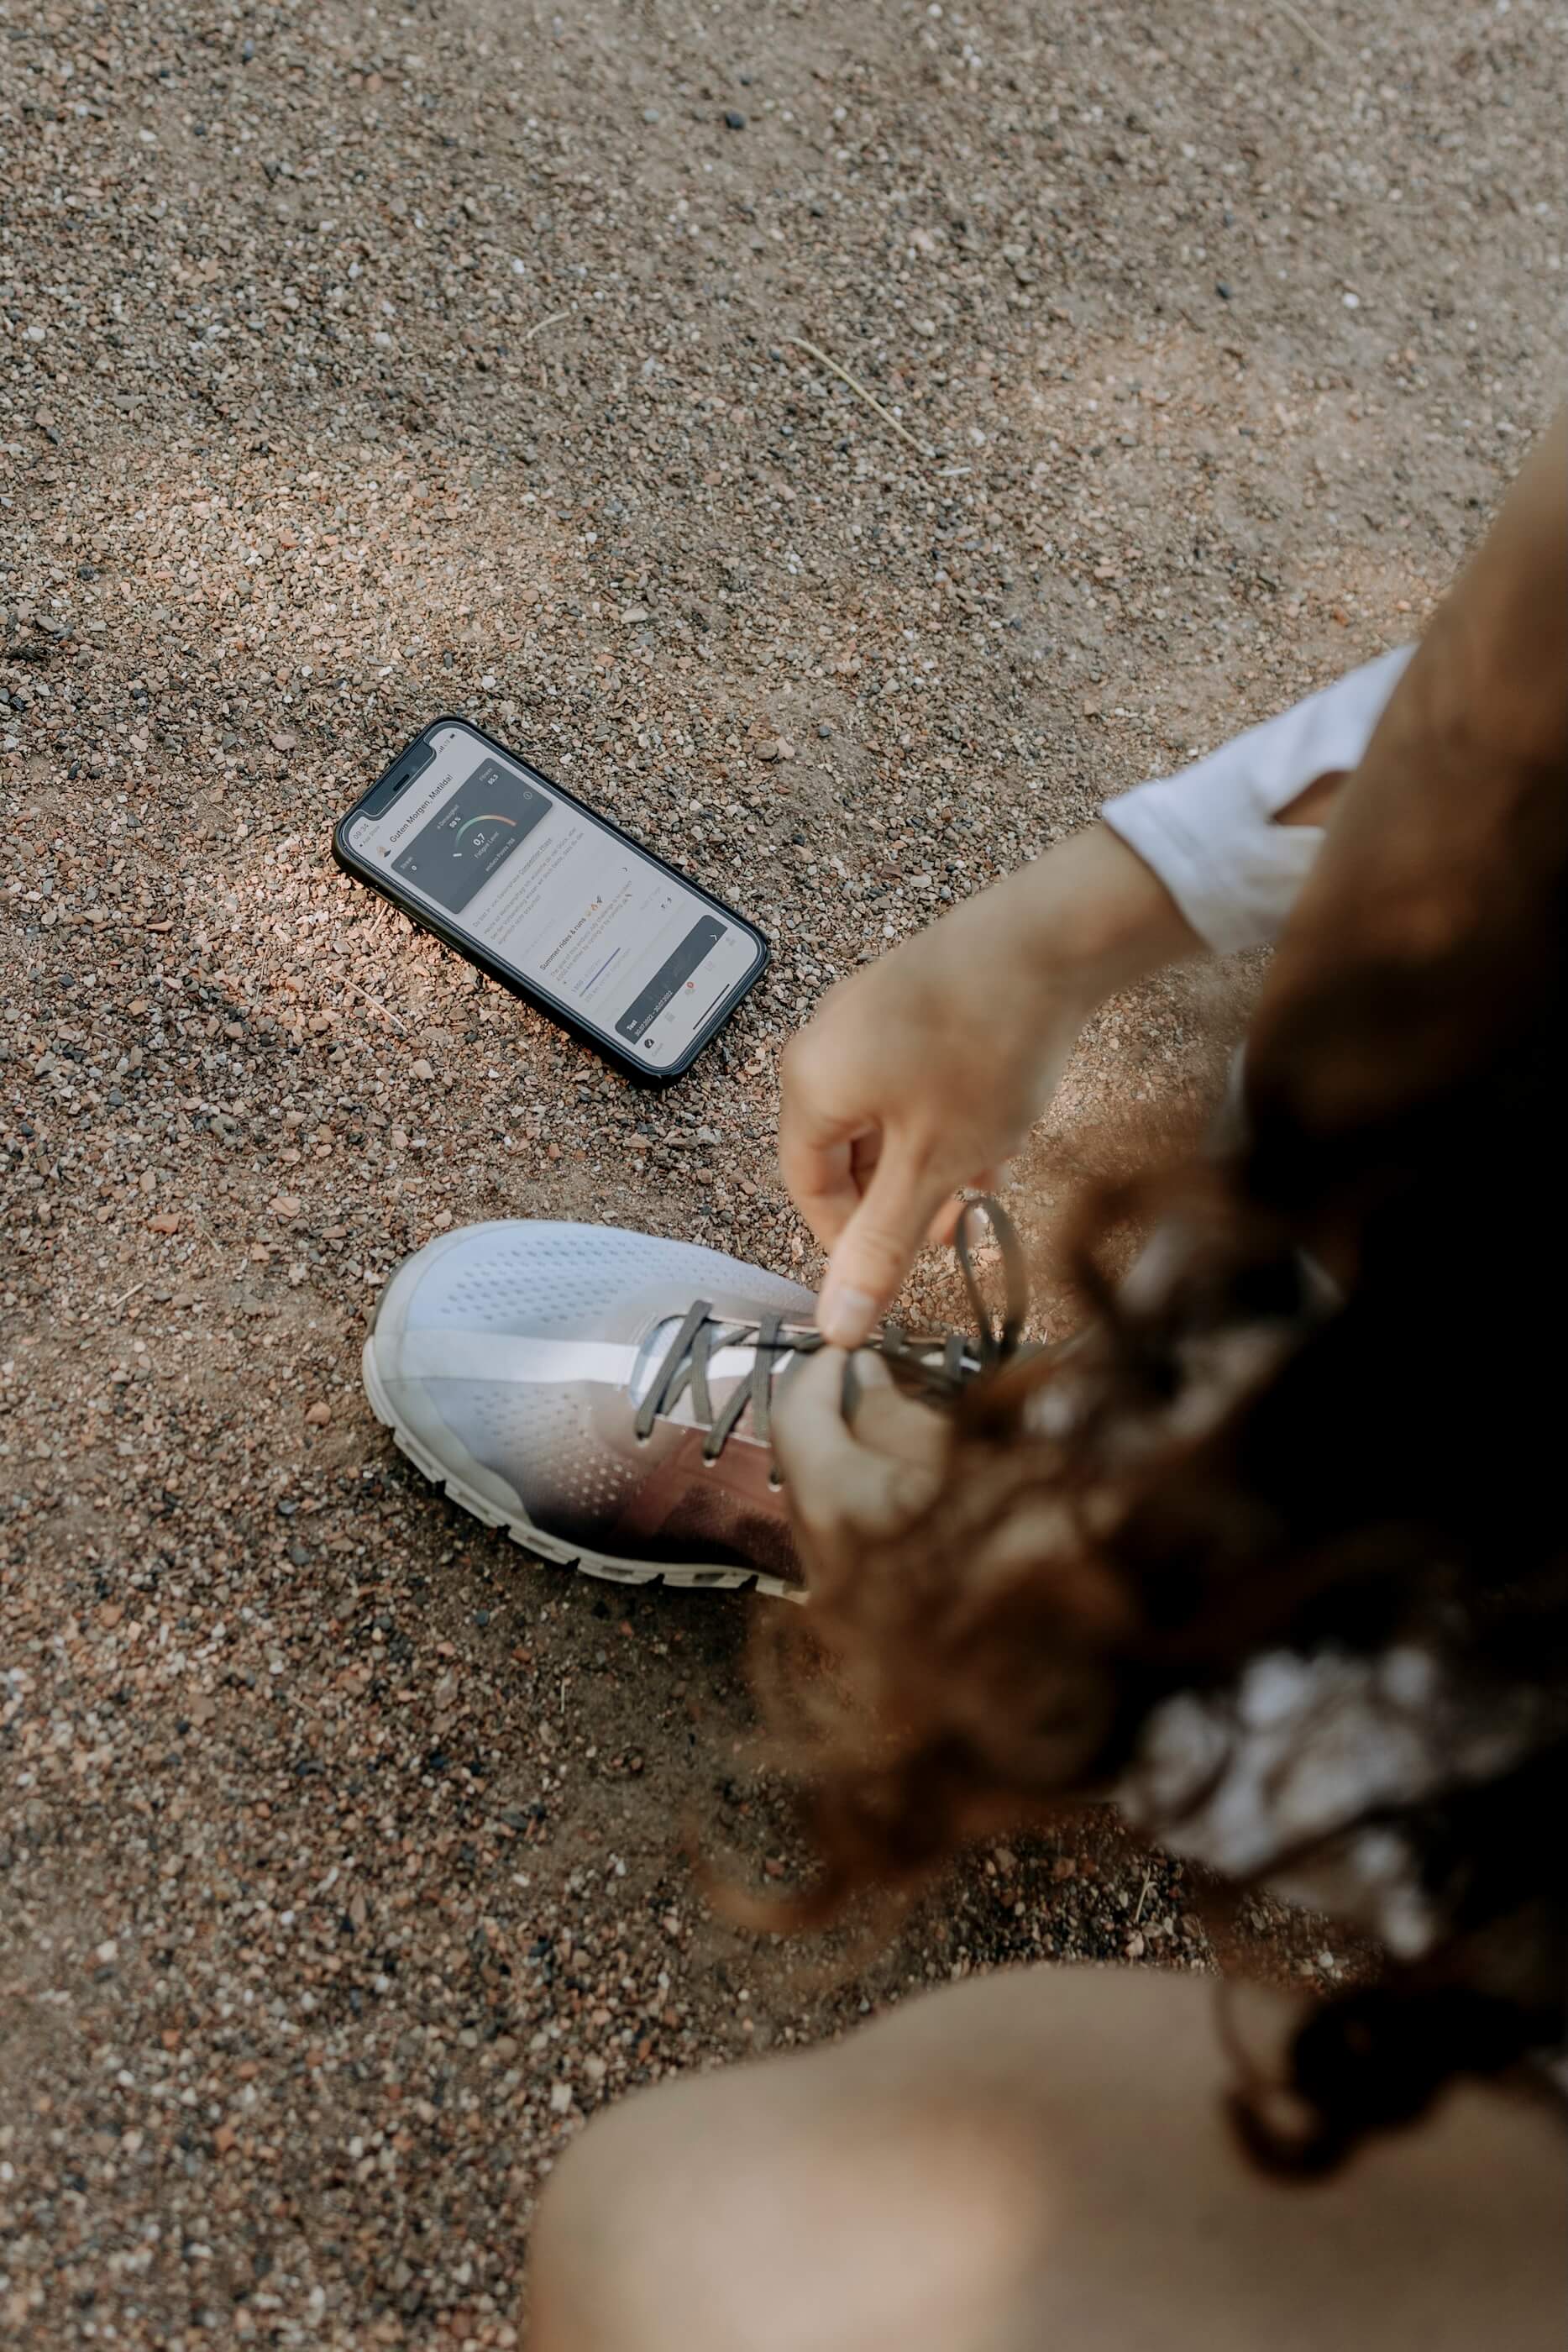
[{"xmin": 344, "ymin": 723, "xmax": 762, "ymax": 1073}]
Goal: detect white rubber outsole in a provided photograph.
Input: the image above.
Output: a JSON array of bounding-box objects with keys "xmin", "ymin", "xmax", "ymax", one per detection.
[{"xmin": 361, "ymin": 1338, "xmax": 801, "ymax": 1603}]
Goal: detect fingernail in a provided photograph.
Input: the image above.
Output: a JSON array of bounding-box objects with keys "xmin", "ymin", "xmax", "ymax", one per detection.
[{"xmin": 818, "ymin": 1285, "xmax": 876, "ymax": 1347}]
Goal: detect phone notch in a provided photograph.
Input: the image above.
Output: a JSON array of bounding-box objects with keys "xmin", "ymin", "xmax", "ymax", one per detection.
[{"xmin": 365, "ymin": 735, "xmax": 438, "ymax": 816}]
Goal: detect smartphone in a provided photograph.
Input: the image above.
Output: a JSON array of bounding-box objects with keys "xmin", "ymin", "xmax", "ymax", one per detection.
[{"xmin": 332, "ymin": 717, "xmax": 768, "ymax": 1082}]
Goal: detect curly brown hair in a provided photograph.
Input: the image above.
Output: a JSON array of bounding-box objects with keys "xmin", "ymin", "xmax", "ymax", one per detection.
[{"xmin": 762, "ymin": 822, "xmax": 1568, "ymax": 2174}]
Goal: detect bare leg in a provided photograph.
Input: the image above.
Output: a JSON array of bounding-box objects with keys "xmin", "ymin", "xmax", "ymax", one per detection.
[{"xmin": 530, "ymin": 1965, "xmax": 1565, "ymax": 2352}]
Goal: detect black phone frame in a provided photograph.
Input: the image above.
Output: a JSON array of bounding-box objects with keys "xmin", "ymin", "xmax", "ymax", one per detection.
[{"xmin": 331, "ymin": 716, "xmax": 769, "ymax": 1086}]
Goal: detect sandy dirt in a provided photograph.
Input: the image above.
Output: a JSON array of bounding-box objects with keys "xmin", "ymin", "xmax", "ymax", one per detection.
[{"xmin": 2, "ymin": 0, "xmax": 1563, "ymax": 2344}]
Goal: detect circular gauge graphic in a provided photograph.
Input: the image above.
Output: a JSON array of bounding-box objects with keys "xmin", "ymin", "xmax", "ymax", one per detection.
[
  {"xmin": 452, "ymin": 812, "xmax": 517, "ymax": 856},
  {"xmin": 391, "ymin": 760, "xmax": 550, "ymax": 914}
]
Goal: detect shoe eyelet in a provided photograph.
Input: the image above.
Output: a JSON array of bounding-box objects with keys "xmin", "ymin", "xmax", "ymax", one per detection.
[{"xmin": 768, "ymin": 1469, "xmax": 784, "ymax": 1493}]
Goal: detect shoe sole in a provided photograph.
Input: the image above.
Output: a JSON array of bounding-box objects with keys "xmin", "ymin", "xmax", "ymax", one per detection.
[{"xmin": 361, "ymin": 1337, "xmax": 801, "ymax": 1604}]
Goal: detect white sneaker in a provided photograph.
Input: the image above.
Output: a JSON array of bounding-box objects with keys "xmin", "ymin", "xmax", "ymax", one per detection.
[{"xmin": 363, "ymin": 1208, "xmax": 1024, "ymax": 1597}]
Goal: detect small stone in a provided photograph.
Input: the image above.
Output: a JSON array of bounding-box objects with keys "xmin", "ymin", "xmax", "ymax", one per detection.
[
  {"xmin": 548, "ymin": 2081, "xmax": 574, "ymax": 2113},
  {"xmin": 411, "ymin": 1058, "xmax": 434, "ymax": 1080},
  {"xmin": 723, "ymin": 110, "xmax": 746, "ymax": 130},
  {"xmin": 620, "ymin": 604, "xmax": 652, "ymax": 626},
  {"xmin": 269, "ymin": 1193, "xmax": 302, "ymax": 1220},
  {"xmin": 306, "ymin": 1401, "xmax": 332, "ymax": 1426},
  {"xmin": 148, "ymin": 1211, "xmax": 181, "ymax": 1234}
]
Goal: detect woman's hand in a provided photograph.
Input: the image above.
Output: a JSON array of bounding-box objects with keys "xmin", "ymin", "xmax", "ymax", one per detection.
[
  {"xmin": 779, "ymin": 823, "xmax": 1199, "ymax": 1346},
  {"xmin": 773, "ymin": 1350, "xmax": 947, "ymax": 1587}
]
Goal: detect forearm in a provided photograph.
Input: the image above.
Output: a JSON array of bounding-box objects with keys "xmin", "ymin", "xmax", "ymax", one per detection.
[
  {"xmin": 978, "ymin": 822, "xmax": 1204, "ymax": 1016},
  {"xmin": 990, "ymin": 653, "xmax": 1405, "ymax": 1014}
]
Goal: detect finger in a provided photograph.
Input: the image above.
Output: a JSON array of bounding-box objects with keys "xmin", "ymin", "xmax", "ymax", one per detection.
[
  {"xmin": 926, "ymin": 1195, "xmax": 966, "ymax": 1249},
  {"xmin": 848, "ymin": 1128, "xmax": 884, "ymax": 1189},
  {"xmin": 779, "ymin": 1126, "xmax": 863, "ymax": 1253},
  {"xmin": 773, "ymin": 1345, "xmax": 857, "ymax": 1483},
  {"xmin": 817, "ymin": 1144, "xmax": 937, "ymax": 1348},
  {"xmin": 774, "ymin": 1352, "xmax": 941, "ymax": 1558},
  {"xmin": 925, "ymin": 1170, "xmax": 998, "ymax": 1249},
  {"xmin": 846, "ymin": 1352, "xmax": 949, "ymax": 1469},
  {"xmin": 778, "ymin": 1051, "xmax": 874, "ymax": 1251}
]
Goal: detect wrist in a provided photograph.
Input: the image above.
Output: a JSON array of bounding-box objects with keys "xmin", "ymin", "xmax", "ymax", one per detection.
[{"xmin": 1003, "ymin": 823, "xmax": 1204, "ymax": 1009}]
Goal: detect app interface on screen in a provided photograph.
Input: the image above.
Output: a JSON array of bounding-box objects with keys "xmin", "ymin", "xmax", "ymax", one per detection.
[{"xmin": 349, "ymin": 729, "xmax": 758, "ymax": 1068}]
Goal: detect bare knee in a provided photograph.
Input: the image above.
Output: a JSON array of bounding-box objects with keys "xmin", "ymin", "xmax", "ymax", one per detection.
[{"xmin": 530, "ymin": 2061, "xmax": 1044, "ymax": 2352}]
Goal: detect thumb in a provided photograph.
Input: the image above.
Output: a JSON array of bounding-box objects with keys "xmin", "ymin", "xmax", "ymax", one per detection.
[{"xmin": 816, "ymin": 1146, "xmax": 934, "ymax": 1347}]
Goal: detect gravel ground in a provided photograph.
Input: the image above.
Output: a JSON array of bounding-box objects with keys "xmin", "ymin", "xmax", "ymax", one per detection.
[{"xmin": 2, "ymin": 0, "xmax": 1564, "ymax": 2344}]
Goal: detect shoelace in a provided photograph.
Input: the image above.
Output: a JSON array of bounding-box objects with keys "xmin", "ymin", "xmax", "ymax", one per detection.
[{"xmin": 632, "ymin": 1194, "xmax": 1030, "ymax": 1467}]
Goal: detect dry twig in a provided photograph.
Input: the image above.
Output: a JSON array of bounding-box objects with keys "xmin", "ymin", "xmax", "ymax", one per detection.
[
  {"xmin": 784, "ymin": 335, "xmax": 930, "ymax": 460},
  {"xmin": 1262, "ymin": 0, "xmax": 1335, "ymax": 57}
]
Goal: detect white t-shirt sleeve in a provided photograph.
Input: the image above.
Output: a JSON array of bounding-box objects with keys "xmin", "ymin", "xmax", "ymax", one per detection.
[{"xmin": 1101, "ymin": 648, "xmax": 1413, "ymax": 953}]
